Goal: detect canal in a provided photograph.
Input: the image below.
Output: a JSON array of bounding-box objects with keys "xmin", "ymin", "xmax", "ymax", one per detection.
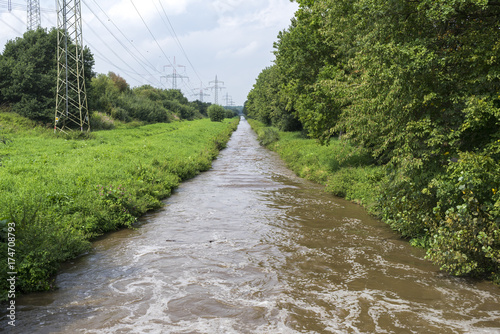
[{"xmin": 4, "ymin": 118, "xmax": 500, "ymax": 333}]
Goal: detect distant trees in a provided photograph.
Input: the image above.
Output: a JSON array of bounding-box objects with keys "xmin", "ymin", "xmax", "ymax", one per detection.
[
  {"xmin": 88, "ymin": 77, "xmax": 205, "ymax": 123},
  {"xmin": 247, "ymin": 0, "xmax": 500, "ymax": 282},
  {"xmin": 0, "ymin": 29, "xmax": 212, "ymax": 127}
]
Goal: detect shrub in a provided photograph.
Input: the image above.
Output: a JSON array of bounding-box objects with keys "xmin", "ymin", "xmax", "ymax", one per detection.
[
  {"xmin": 207, "ymin": 104, "xmax": 226, "ymax": 122},
  {"xmin": 90, "ymin": 112, "xmax": 115, "ymax": 130},
  {"xmin": 257, "ymin": 127, "xmax": 280, "ymax": 146},
  {"xmin": 110, "ymin": 107, "xmax": 130, "ymax": 122},
  {"xmin": 425, "ymin": 152, "xmax": 500, "ymax": 280}
]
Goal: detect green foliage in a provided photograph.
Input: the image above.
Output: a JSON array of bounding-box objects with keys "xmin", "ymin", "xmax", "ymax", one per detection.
[
  {"xmin": 207, "ymin": 104, "xmax": 226, "ymax": 122},
  {"xmin": 90, "ymin": 112, "xmax": 115, "ymax": 131},
  {"xmin": 424, "ymin": 152, "xmax": 500, "ymax": 279},
  {"xmin": 190, "ymin": 100, "xmax": 212, "ymax": 117},
  {"xmin": 88, "ymin": 78, "xmax": 205, "ymax": 124},
  {"xmin": 88, "ymin": 73, "xmax": 120, "ymax": 113},
  {"xmin": 248, "ymin": 119, "xmax": 383, "ymax": 213},
  {"xmin": 0, "ymin": 115, "xmax": 239, "ymax": 298},
  {"xmin": 245, "ymin": 66, "xmax": 301, "ymax": 131},
  {"xmin": 0, "ymin": 28, "xmax": 94, "ymax": 124},
  {"xmin": 248, "ymin": 0, "xmax": 500, "ymax": 281},
  {"xmin": 257, "ymin": 127, "xmax": 280, "ymax": 146}
]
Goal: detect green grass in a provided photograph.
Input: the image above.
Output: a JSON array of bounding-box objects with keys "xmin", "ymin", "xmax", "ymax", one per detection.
[
  {"xmin": 0, "ymin": 111, "xmax": 239, "ymax": 297},
  {"xmin": 248, "ymin": 119, "xmax": 385, "ymax": 213}
]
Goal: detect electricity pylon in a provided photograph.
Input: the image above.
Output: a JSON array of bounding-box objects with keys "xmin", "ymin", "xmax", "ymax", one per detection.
[
  {"xmin": 224, "ymin": 92, "xmax": 235, "ymax": 107},
  {"xmin": 55, "ymin": 0, "xmax": 90, "ymax": 133},
  {"xmin": 162, "ymin": 57, "xmax": 189, "ymax": 90},
  {"xmin": 192, "ymin": 82, "xmax": 210, "ymax": 102},
  {"xmin": 27, "ymin": 0, "xmax": 41, "ymax": 31},
  {"xmin": 208, "ymin": 75, "xmax": 225, "ymax": 105}
]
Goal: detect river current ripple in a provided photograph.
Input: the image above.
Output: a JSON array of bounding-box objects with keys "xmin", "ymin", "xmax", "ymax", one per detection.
[{"xmin": 3, "ymin": 118, "xmax": 500, "ymax": 333}]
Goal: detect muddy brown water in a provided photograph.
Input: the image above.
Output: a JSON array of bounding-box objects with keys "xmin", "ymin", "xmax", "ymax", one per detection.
[{"xmin": 2, "ymin": 118, "xmax": 500, "ymax": 333}]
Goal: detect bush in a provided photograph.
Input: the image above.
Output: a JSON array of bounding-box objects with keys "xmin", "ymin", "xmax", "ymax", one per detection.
[
  {"xmin": 207, "ymin": 104, "xmax": 225, "ymax": 122},
  {"xmin": 425, "ymin": 152, "xmax": 500, "ymax": 280},
  {"xmin": 110, "ymin": 107, "xmax": 130, "ymax": 122},
  {"xmin": 90, "ymin": 112, "xmax": 115, "ymax": 130},
  {"xmin": 257, "ymin": 127, "xmax": 280, "ymax": 146}
]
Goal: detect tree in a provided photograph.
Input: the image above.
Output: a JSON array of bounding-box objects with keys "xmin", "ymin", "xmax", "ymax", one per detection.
[
  {"xmin": 250, "ymin": 0, "xmax": 500, "ymax": 280},
  {"xmin": 88, "ymin": 73, "xmax": 121, "ymax": 113},
  {"xmin": 0, "ymin": 28, "xmax": 94, "ymax": 123},
  {"xmin": 190, "ymin": 100, "xmax": 211, "ymax": 117},
  {"xmin": 245, "ymin": 65, "xmax": 301, "ymax": 131},
  {"xmin": 108, "ymin": 72, "xmax": 129, "ymax": 93}
]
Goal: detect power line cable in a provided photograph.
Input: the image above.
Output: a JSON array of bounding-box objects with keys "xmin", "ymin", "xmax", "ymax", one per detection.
[
  {"xmin": 0, "ymin": 16, "xmax": 23, "ymax": 35},
  {"xmin": 87, "ymin": 0, "xmax": 160, "ymax": 75},
  {"xmin": 155, "ymin": 0, "xmax": 205, "ymax": 89},
  {"xmin": 128, "ymin": 0, "xmax": 175, "ymax": 70},
  {"xmin": 128, "ymin": 0, "xmax": 198, "ymax": 96},
  {"xmin": 81, "ymin": 1, "xmax": 165, "ymax": 87},
  {"xmin": 83, "ymin": 23, "xmax": 158, "ymax": 86},
  {"xmin": 85, "ymin": 29, "xmax": 165, "ymax": 88},
  {"xmin": 152, "ymin": 0, "xmax": 203, "ymax": 97}
]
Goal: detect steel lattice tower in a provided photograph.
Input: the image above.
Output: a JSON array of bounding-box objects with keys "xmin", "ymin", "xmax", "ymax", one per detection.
[
  {"xmin": 55, "ymin": 0, "xmax": 89, "ymax": 133},
  {"xmin": 192, "ymin": 82, "xmax": 210, "ymax": 102},
  {"xmin": 208, "ymin": 75, "xmax": 225, "ymax": 105},
  {"xmin": 27, "ymin": 0, "xmax": 41, "ymax": 31},
  {"xmin": 162, "ymin": 57, "xmax": 189, "ymax": 90}
]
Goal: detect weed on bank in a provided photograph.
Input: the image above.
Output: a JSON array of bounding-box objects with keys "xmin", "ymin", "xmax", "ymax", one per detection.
[
  {"xmin": 248, "ymin": 119, "xmax": 384, "ymax": 213},
  {"xmin": 0, "ymin": 113, "xmax": 239, "ymax": 298}
]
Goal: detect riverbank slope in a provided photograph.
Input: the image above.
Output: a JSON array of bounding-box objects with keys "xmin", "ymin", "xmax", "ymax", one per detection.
[
  {"xmin": 248, "ymin": 119, "xmax": 384, "ymax": 214},
  {"xmin": 248, "ymin": 119, "xmax": 500, "ymax": 285},
  {"xmin": 0, "ymin": 112, "xmax": 239, "ymax": 298}
]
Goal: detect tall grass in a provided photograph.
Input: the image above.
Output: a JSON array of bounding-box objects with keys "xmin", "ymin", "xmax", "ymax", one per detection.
[
  {"xmin": 247, "ymin": 119, "xmax": 385, "ymax": 212},
  {"xmin": 0, "ymin": 112, "xmax": 239, "ymax": 297}
]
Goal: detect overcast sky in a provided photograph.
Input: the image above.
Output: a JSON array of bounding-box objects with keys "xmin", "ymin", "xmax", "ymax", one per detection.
[{"xmin": 0, "ymin": 0, "xmax": 298, "ymax": 106}]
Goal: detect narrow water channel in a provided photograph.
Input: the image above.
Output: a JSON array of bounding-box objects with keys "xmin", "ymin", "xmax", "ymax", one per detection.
[{"xmin": 3, "ymin": 118, "xmax": 500, "ymax": 333}]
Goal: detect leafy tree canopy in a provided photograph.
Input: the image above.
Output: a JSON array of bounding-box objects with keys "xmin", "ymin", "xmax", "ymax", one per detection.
[
  {"xmin": 0, "ymin": 28, "xmax": 94, "ymax": 124},
  {"xmin": 248, "ymin": 0, "xmax": 500, "ymax": 281}
]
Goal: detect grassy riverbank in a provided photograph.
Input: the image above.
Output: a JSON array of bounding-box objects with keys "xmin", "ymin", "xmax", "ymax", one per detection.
[
  {"xmin": 248, "ymin": 119, "xmax": 385, "ymax": 214},
  {"xmin": 0, "ymin": 112, "xmax": 239, "ymax": 298},
  {"xmin": 249, "ymin": 119, "xmax": 500, "ymax": 284}
]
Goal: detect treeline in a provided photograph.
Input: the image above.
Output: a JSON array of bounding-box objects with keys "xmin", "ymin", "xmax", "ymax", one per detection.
[
  {"xmin": 246, "ymin": 0, "xmax": 500, "ymax": 282},
  {"xmin": 0, "ymin": 28, "xmax": 237, "ymax": 128}
]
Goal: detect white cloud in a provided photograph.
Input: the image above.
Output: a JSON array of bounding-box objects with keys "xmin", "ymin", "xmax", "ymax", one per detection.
[
  {"xmin": 216, "ymin": 41, "xmax": 259, "ymax": 59},
  {"xmin": 108, "ymin": 0, "xmax": 191, "ymax": 22},
  {"xmin": 0, "ymin": 0, "xmax": 298, "ymax": 105}
]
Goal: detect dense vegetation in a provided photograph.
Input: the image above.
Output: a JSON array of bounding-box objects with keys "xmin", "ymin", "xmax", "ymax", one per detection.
[
  {"xmin": 0, "ymin": 28, "xmax": 240, "ymax": 298},
  {"xmin": 249, "ymin": 119, "xmax": 383, "ymax": 212},
  {"xmin": 0, "ymin": 28, "xmax": 231, "ymax": 127},
  {"xmin": 246, "ymin": 0, "xmax": 500, "ymax": 282},
  {"xmin": 0, "ymin": 112, "xmax": 238, "ymax": 298}
]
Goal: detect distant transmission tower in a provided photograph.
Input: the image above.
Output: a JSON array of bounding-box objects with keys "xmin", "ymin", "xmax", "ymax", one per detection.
[
  {"xmin": 208, "ymin": 75, "xmax": 225, "ymax": 105},
  {"xmin": 162, "ymin": 57, "xmax": 189, "ymax": 90},
  {"xmin": 55, "ymin": 0, "xmax": 90, "ymax": 133},
  {"xmin": 224, "ymin": 92, "xmax": 235, "ymax": 107},
  {"xmin": 8, "ymin": 0, "xmax": 12, "ymax": 12},
  {"xmin": 27, "ymin": 0, "xmax": 41, "ymax": 30},
  {"xmin": 192, "ymin": 82, "xmax": 210, "ymax": 102}
]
